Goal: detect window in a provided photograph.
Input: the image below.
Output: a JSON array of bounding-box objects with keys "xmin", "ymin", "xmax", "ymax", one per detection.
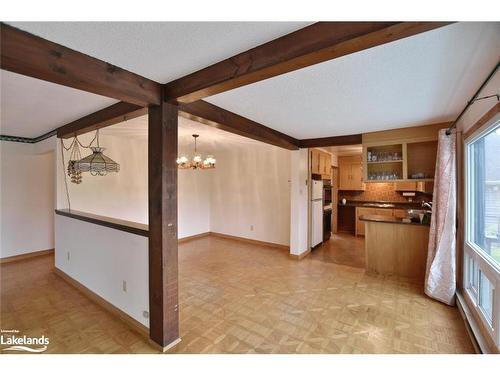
[
  {"xmin": 467, "ymin": 124, "xmax": 500, "ymax": 268},
  {"xmin": 465, "ymin": 119, "xmax": 500, "ymax": 348}
]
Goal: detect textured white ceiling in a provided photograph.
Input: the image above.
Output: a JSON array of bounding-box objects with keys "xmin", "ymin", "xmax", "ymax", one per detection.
[
  {"xmin": 206, "ymin": 22, "xmax": 500, "ymax": 138},
  {"xmin": 7, "ymin": 22, "xmax": 309, "ymax": 83},
  {"xmin": 2, "ymin": 22, "xmax": 499, "ymax": 141},
  {"xmin": 1, "ymin": 70, "xmax": 117, "ymax": 138}
]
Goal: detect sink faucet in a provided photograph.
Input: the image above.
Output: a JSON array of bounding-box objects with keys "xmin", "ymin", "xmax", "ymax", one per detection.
[{"xmin": 422, "ymin": 201, "xmax": 433, "ymax": 210}]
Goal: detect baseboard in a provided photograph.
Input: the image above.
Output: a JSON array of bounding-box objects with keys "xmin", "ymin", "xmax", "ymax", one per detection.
[
  {"xmin": 209, "ymin": 232, "xmax": 290, "ymax": 251},
  {"xmin": 0, "ymin": 248, "xmax": 54, "ymax": 264},
  {"xmin": 178, "ymin": 232, "xmax": 210, "ymax": 244},
  {"xmin": 289, "ymin": 248, "xmax": 311, "ymax": 260},
  {"xmin": 53, "ymin": 267, "xmax": 149, "ymax": 340}
]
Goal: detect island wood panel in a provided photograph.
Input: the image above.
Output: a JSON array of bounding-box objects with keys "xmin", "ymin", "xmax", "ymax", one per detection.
[
  {"xmin": 364, "ymin": 221, "xmax": 429, "ymax": 280},
  {"xmin": 355, "ymin": 207, "xmax": 394, "ymax": 236}
]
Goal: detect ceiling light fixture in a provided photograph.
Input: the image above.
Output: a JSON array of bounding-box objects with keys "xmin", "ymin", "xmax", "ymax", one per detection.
[
  {"xmin": 75, "ymin": 130, "xmax": 120, "ymax": 176},
  {"xmin": 177, "ymin": 134, "xmax": 216, "ymax": 170}
]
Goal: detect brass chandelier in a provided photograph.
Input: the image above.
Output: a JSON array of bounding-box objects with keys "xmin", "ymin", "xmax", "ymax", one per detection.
[{"xmin": 177, "ymin": 134, "xmax": 216, "ymax": 170}]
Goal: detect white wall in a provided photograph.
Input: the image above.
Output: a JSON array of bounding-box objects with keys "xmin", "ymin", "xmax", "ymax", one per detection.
[
  {"xmin": 290, "ymin": 149, "xmax": 309, "ymax": 256},
  {"xmin": 0, "ymin": 140, "xmax": 55, "ymax": 258},
  {"xmin": 210, "ymin": 143, "xmax": 291, "ymax": 246},
  {"xmin": 58, "ymin": 133, "xmax": 211, "ymax": 238},
  {"xmin": 55, "ymin": 214, "xmax": 149, "ymax": 327}
]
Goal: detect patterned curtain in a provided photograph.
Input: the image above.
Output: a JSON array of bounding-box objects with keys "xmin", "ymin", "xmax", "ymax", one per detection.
[{"xmin": 425, "ymin": 129, "xmax": 457, "ymax": 305}]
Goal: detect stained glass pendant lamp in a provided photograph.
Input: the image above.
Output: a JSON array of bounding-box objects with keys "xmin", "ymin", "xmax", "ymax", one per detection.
[{"xmin": 75, "ymin": 131, "xmax": 120, "ymax": 176}]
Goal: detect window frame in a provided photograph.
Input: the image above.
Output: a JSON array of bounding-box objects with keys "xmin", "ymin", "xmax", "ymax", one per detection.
[{"xmin": 464, "ymin": 115, "xmax": 500, "ymax": 349}]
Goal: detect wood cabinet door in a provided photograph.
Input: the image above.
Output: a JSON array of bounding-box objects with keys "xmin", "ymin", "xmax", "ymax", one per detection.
[
  {"xmin": 322, "ymin": 152, "xmax": 331, "ymax": 177},
  {"xmin": 355, "ymin": 207, "xmax": 377, "ymax": 236},
  {"xmin": 374, "ymin": 208, "xmax": 392, "ymax": 216},
  {"xmin": 311, "ymin": 150, "xmax": 320, "ymax": 174},
  {"xmin": 319, "ymin": 153, "xmax": 326, "ymax": 176},
  {"xmin": 393, "ymin": 209, "xmax": 408, "ymax": 218},
  {"xmin": 394, "ymin": 181, "xmax": 417, "ymax": 191},
  {"xmin": 350, "ymin": 162, "xmax": 364, "ymax": 190},
  {"xmin": 338, "ymin": 163, "xmax": 351, "ymax": 190},
  {"xmin": 417, "ymin": 181, "xmax": 434, "ymax": 194}
]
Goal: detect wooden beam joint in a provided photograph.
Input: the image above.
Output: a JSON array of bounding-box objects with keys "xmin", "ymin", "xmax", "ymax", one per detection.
[{"xmin": 1, "ymin": 22, "xmax": 161, "ymax": 106}]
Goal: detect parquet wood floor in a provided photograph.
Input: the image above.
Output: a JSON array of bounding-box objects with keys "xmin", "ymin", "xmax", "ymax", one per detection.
[
  {"xmin": 1, "ymin": 236, "xmax": 474, "ymax": 354},
  {"xmin": 312, "ymin": 233, "xmax": 365, "ymax": 269}
]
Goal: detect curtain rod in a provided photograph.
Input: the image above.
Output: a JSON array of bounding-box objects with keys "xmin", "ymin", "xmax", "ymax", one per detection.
[{"xmin": 446, "ymin": 61, "xmax": 500, "ymax": 135}]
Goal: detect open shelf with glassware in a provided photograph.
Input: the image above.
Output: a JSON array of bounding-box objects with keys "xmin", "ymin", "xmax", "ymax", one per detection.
[
  {"xmin": 365, "ymin": 143, "xmax": 404, "ymax": 181},
  {"xmin": 363, "ymin": 138, "xmax": 438, "ymax": 183}
]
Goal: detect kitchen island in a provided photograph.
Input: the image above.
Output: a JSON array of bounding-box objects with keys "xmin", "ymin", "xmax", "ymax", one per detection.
[{"xmin": 360, "ymin": 214, "xmax": 430, "ymax": 281}]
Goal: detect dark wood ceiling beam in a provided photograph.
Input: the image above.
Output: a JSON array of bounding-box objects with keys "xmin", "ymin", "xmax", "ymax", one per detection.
[
  {"xmin": 57, "ymin": 102, "xmax": 147, "ymax": 139},
  {"xmin": 299, "ymin": 134, "xmax": 362, "ymax": 148},
  {"xmin": 179, "ymin": 100, "xmax": 300, "ymax": 150},
  {"xmin": 164, "ymin": 22, "xmax": 451, "ymax": 103},
  {"xmin": 0, "ymin": 23, "xmax": 161, "ymax": 106}
]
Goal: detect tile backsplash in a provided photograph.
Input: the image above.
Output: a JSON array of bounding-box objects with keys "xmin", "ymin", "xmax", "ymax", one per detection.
[{"xmin": 339, "ymin": 182, "xmax": 430, "ymax": 203}]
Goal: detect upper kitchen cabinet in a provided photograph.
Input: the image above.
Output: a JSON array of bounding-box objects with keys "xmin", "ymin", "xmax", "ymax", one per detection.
[
  {"xmin": 338, "ymin": 155, "xmax": 365, "ymax": 191},
  {"xmin": 311, "ymin": 148, "xmax": 332, "ymax": 179},
  {"xmin": 365, "ymin": 143, "xmax": 403, "ymax": 181},
  {"xmin": 362, "ymin": 123, "xmax": 445, "ymax": 183},
  {"xmin": 394, "ymin": 181, "xmax": 434, "ymax": 193}
]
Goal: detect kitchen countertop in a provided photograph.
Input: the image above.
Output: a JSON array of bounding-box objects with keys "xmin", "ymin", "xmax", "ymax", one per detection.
[
  {"xmin": 359, "ymin": 214, "xmax": 430, "ymax": 226},
  {"xmin": 337, "ymin": 200, "xmax": 423, "ymax": 209}
]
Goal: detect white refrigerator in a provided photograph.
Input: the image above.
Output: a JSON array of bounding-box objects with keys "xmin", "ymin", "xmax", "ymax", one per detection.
[{"xmin": 311, "ymin": 180, "xmax": 323, "ymax": 248}]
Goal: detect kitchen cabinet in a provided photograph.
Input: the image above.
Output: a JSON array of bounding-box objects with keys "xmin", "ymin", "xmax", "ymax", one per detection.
[
  {"xmin": 394, "ymin": 181, "xmax": 418, "ymax": 191},
  {"xmin": 355, "ymin": 207, "xmax": 407, "ymax": 236},
  {"xmin": 417, "ymin": 181, "xmax": 434, "ymax": 194},
  {"xmin": 362, "ymin": 125, "xmax": 440, "ymax": 183},
  {"xmin": 311, "ymin": 149, "xmax": 321, "ymax": 175},
  {"xmin": 338, "ymin": 155, "xmax": 364, "ymax": 191},
  {"xmin": 393, "ymin": 209, "xmax": 408, "ymax": 219},
  {"xmin": 394, "ymin": 181, "xmax": 434, "ymax": 193},
  {"xmin": 311, "ymin": 148, "xmax": 331, "ymax": 179}
]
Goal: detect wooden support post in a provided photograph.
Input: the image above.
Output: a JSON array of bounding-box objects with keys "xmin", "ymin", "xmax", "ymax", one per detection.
[{"xmin": 148, "ymin": 98, "xmax": 180, "ymax": 350}]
